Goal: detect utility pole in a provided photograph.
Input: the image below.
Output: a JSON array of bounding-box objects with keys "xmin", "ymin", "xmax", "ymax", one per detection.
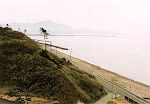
[
  {"xmin": 130, "ymin": 85, "xmax": 131, "ymax": 92},
  {"xmin": 70, "ymin": 48, "xmax": 72, "ymax": 60},
  {"xmin": 49, "ymin": 41, "xmax": 52, "ymax": 52},
  {"xmin": 56, "ymin": 49, "xmax": 57, "ymax": 56},
  {"xmin": 92, "ymin": 65, "xmax": 95, "ymax": 79},
  {"xmin": 111, "ymin": 77, "xmax": 117, "ymax": 102},
  {"xmin": 47, "ymin": 41, "xmax": 52, "ymax": 52}
]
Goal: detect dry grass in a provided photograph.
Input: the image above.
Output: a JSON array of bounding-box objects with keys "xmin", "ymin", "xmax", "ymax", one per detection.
[
  {"xmin": 49, "ymin": 47, "xmax": 150, "ymax": 103},
  {"xmin": 113, "ymin": 97, "xmax": 130, "ymax": 104},
  {"xmin": 0, "ymin": 87, "xmax": 51, "ymax": 104}
]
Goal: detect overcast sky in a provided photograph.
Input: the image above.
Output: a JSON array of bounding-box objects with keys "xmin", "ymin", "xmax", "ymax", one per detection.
[{"xmin": 0, "ymin": 0, "xmax": 150, "ymax": 35}]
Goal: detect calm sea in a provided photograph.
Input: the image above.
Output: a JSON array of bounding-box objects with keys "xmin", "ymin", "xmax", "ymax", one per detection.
[{"xmin": 29, "ymin": 35, "xmax": 150, "ymax": 85}]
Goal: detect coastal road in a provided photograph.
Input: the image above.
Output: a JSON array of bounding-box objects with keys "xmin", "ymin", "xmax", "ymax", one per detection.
[
  {"xmin": 43, "ymin": 45, "xmax": 149, "ymax": 104},
  {"xmin": 94, "ymin": 74, "xmax": 148, "ymax": 104},
  {"xmin": 66, "ymin": 59, "xmax": 148, "ymax": 104}
]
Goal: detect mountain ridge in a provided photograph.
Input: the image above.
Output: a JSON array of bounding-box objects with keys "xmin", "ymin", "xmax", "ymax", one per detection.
[{"xmin": 2, "ymin": 21, "xmax": 104, "ymax": 35}]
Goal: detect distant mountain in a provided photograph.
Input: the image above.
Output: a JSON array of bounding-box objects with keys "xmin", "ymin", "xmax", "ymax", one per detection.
[{"xmin": 2, "ymin": 21, "xmax": 101, "ymax": 35}]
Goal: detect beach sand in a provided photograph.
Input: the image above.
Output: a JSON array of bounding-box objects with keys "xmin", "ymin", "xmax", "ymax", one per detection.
[{"xmin": 46, "ymin": 47, "xmax": 150, "ymax": 103}]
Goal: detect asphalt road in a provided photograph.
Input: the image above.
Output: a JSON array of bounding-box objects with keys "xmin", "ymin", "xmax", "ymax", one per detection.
[
  {"xmin": 94, "ymin": 73, "xmax": 148, "ymax": 104},
  {"xmin": 46, "ymin": 46, "xmax": 149, "ymax": 104},
  {"xmin": 70, "ymin": 60, "xmax": 149, "ymax": 104}
]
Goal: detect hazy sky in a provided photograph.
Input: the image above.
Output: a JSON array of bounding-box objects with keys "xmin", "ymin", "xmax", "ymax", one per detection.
[{"xmin": 1, "ymin": 0, "xmax": 150, "ymax": 35}]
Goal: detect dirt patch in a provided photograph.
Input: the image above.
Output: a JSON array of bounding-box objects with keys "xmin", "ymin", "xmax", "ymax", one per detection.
[
  {"xmin": 0, "ymin": 94, "xmax": 51, "ymax": 104},
  {"xmin": 113, "ymin": 97, "xmax": 130, "ymax": 104}
]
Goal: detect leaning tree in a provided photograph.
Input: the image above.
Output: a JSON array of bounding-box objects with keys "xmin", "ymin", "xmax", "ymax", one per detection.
[
  {"xmin": 40, "ymin": 27, "xmax": 49, "ymax": 50},
  {"xmin": 24, "ymin": 29, "xmax": 27, "ymax": 34}
]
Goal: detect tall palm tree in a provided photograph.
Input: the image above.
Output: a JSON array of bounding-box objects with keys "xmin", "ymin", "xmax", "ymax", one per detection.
[{"xmin": 40, "ymin": 27, "xmax": 49, "ymax": 50}]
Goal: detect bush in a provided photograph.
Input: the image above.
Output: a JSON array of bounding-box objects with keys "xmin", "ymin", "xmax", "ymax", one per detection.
[
  {"xmin": 3, "ymin": 30, "xmax": 25, "ymax": 39},
  {"xmin": 15, "ymin": 96, "xmax": 25, "ymax": 104},
  {"xmin": 5, "ymin": 86, "xmax": 20, "ymax": 97},
  {"xmin": 0, "ymin": 27, "xmax": 106, "ymax": 104},
  {"xmin": 106, "ymin": 101, "xmax": 117, "ymax": 104}
]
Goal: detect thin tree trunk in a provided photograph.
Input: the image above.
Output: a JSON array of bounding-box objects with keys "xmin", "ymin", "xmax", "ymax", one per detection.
[
  {"xmin": 25, "ymin": 89, "xmax": 28, "ymax": 104},
  {"xmin": 44, "ymin": 35, "xmax": 46, "ymax": 50}
]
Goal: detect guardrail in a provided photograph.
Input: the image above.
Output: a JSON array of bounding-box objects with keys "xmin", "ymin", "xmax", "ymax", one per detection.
[
  {"xmin": 51, "ymin": 50, "xmax": 149, "ymax": 104},
  {"xmin": 34, "ymin": 40, "xmax": 149, "ymax": 104}
]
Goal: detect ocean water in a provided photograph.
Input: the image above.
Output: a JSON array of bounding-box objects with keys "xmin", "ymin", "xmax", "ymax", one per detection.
[{"xmin": 29, "ymin": 35, "xmax": 150, "ymax": 85}]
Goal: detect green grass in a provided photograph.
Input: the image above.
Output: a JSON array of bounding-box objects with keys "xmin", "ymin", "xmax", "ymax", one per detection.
[
  {"xmin": 90, "ymin": 94, "xmax": 107, "ymax": 103},
  {"xmin": 0, "ymin": 27, "xmax": 106, "ymax": 104},
  {"xmin": 106, "ymin": 101, "xmax": 117, "ymax": 104}
]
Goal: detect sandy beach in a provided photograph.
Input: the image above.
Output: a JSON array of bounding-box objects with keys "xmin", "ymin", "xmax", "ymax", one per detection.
[{"xmin": 46, "ymin": 47, "xmax": 150, "ymax": 103}]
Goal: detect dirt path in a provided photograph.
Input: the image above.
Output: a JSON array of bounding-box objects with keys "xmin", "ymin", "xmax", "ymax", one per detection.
[
  {"xmin": 47, "ymin": 48, "xmax": 150, "ymax": 103},
  {"xmin": 0, "ymin": 98, "xmax": 18, "ymax": 104},
  {"xmin": 95, "ymin": 93, "xmax": 112, "ymax": 104}
]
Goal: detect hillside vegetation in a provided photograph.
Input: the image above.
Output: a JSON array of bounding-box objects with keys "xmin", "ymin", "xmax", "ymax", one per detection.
[{"xmin": 0, "ymin": 27, "xmax": 106, "ymax": 104}]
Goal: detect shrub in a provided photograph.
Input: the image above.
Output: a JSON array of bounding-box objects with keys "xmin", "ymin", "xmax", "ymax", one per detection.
[
  {"xmin": 0, "ymin": 27, "xmax": 106, "ymax": 104},
  {"xmin": 5, "ymin": 86, "xmax": 20, "ymax": 97},
  {"xmin": 3, "ymin": 30, "xmax": 25, "ymax": 39},
  {"xmin": 15, "ymin": 96, "xmax": 25, "ymax": 104}
]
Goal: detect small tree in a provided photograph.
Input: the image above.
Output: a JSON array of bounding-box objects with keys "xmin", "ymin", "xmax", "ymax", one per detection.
[
  {"xmin": 24, "ymin": 29, "xmax": 27, "ymax": 34},
  {"xmin": 40, "ymin": 27, "xmax": 49, "ymax": 50},
  {"xmin": 18, "ymin": 28, "xmax": 21, "ymax": 31},
  {"xmin": 6, "ymin": 24, "xmax": 9, "ymax": 28},
  {"xmin": 6, "ymin": 24, "xmax": 12, "ymax": 30}
]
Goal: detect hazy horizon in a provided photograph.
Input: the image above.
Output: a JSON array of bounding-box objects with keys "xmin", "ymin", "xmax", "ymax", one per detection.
[
  {"xmin": 1, "ymin": 0, "xmax": 150, "ymax": 36},
  {"xmin": 29, "ymin": 35, "xmax": 150, "ymax": 85}
]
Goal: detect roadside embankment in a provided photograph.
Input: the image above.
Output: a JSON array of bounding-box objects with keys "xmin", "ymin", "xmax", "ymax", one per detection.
[{"xmin": 43, "ymin": 46, "xmax": 150, "ymax": 103}]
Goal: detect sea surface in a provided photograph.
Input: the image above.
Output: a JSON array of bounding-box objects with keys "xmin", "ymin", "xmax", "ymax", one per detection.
[{"xmin": 29, "ymin": 35, "xmax": 150, "ymax": 85}]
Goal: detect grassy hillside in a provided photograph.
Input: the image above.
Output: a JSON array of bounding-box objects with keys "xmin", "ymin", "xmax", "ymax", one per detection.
[{"xmin": 0, "ymin": 27, "xmax": 106, "ymax": 104}]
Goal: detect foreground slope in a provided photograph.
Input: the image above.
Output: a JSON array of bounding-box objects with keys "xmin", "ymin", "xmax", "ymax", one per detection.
[{"xmin": 0, "ymin": 27, "xmax": 106, "ymax": 104}]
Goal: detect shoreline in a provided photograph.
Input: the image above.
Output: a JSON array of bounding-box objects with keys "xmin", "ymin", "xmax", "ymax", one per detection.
[{"xmin": 44, "ymin": 46, "xmax": 150, "ymax": 103}]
